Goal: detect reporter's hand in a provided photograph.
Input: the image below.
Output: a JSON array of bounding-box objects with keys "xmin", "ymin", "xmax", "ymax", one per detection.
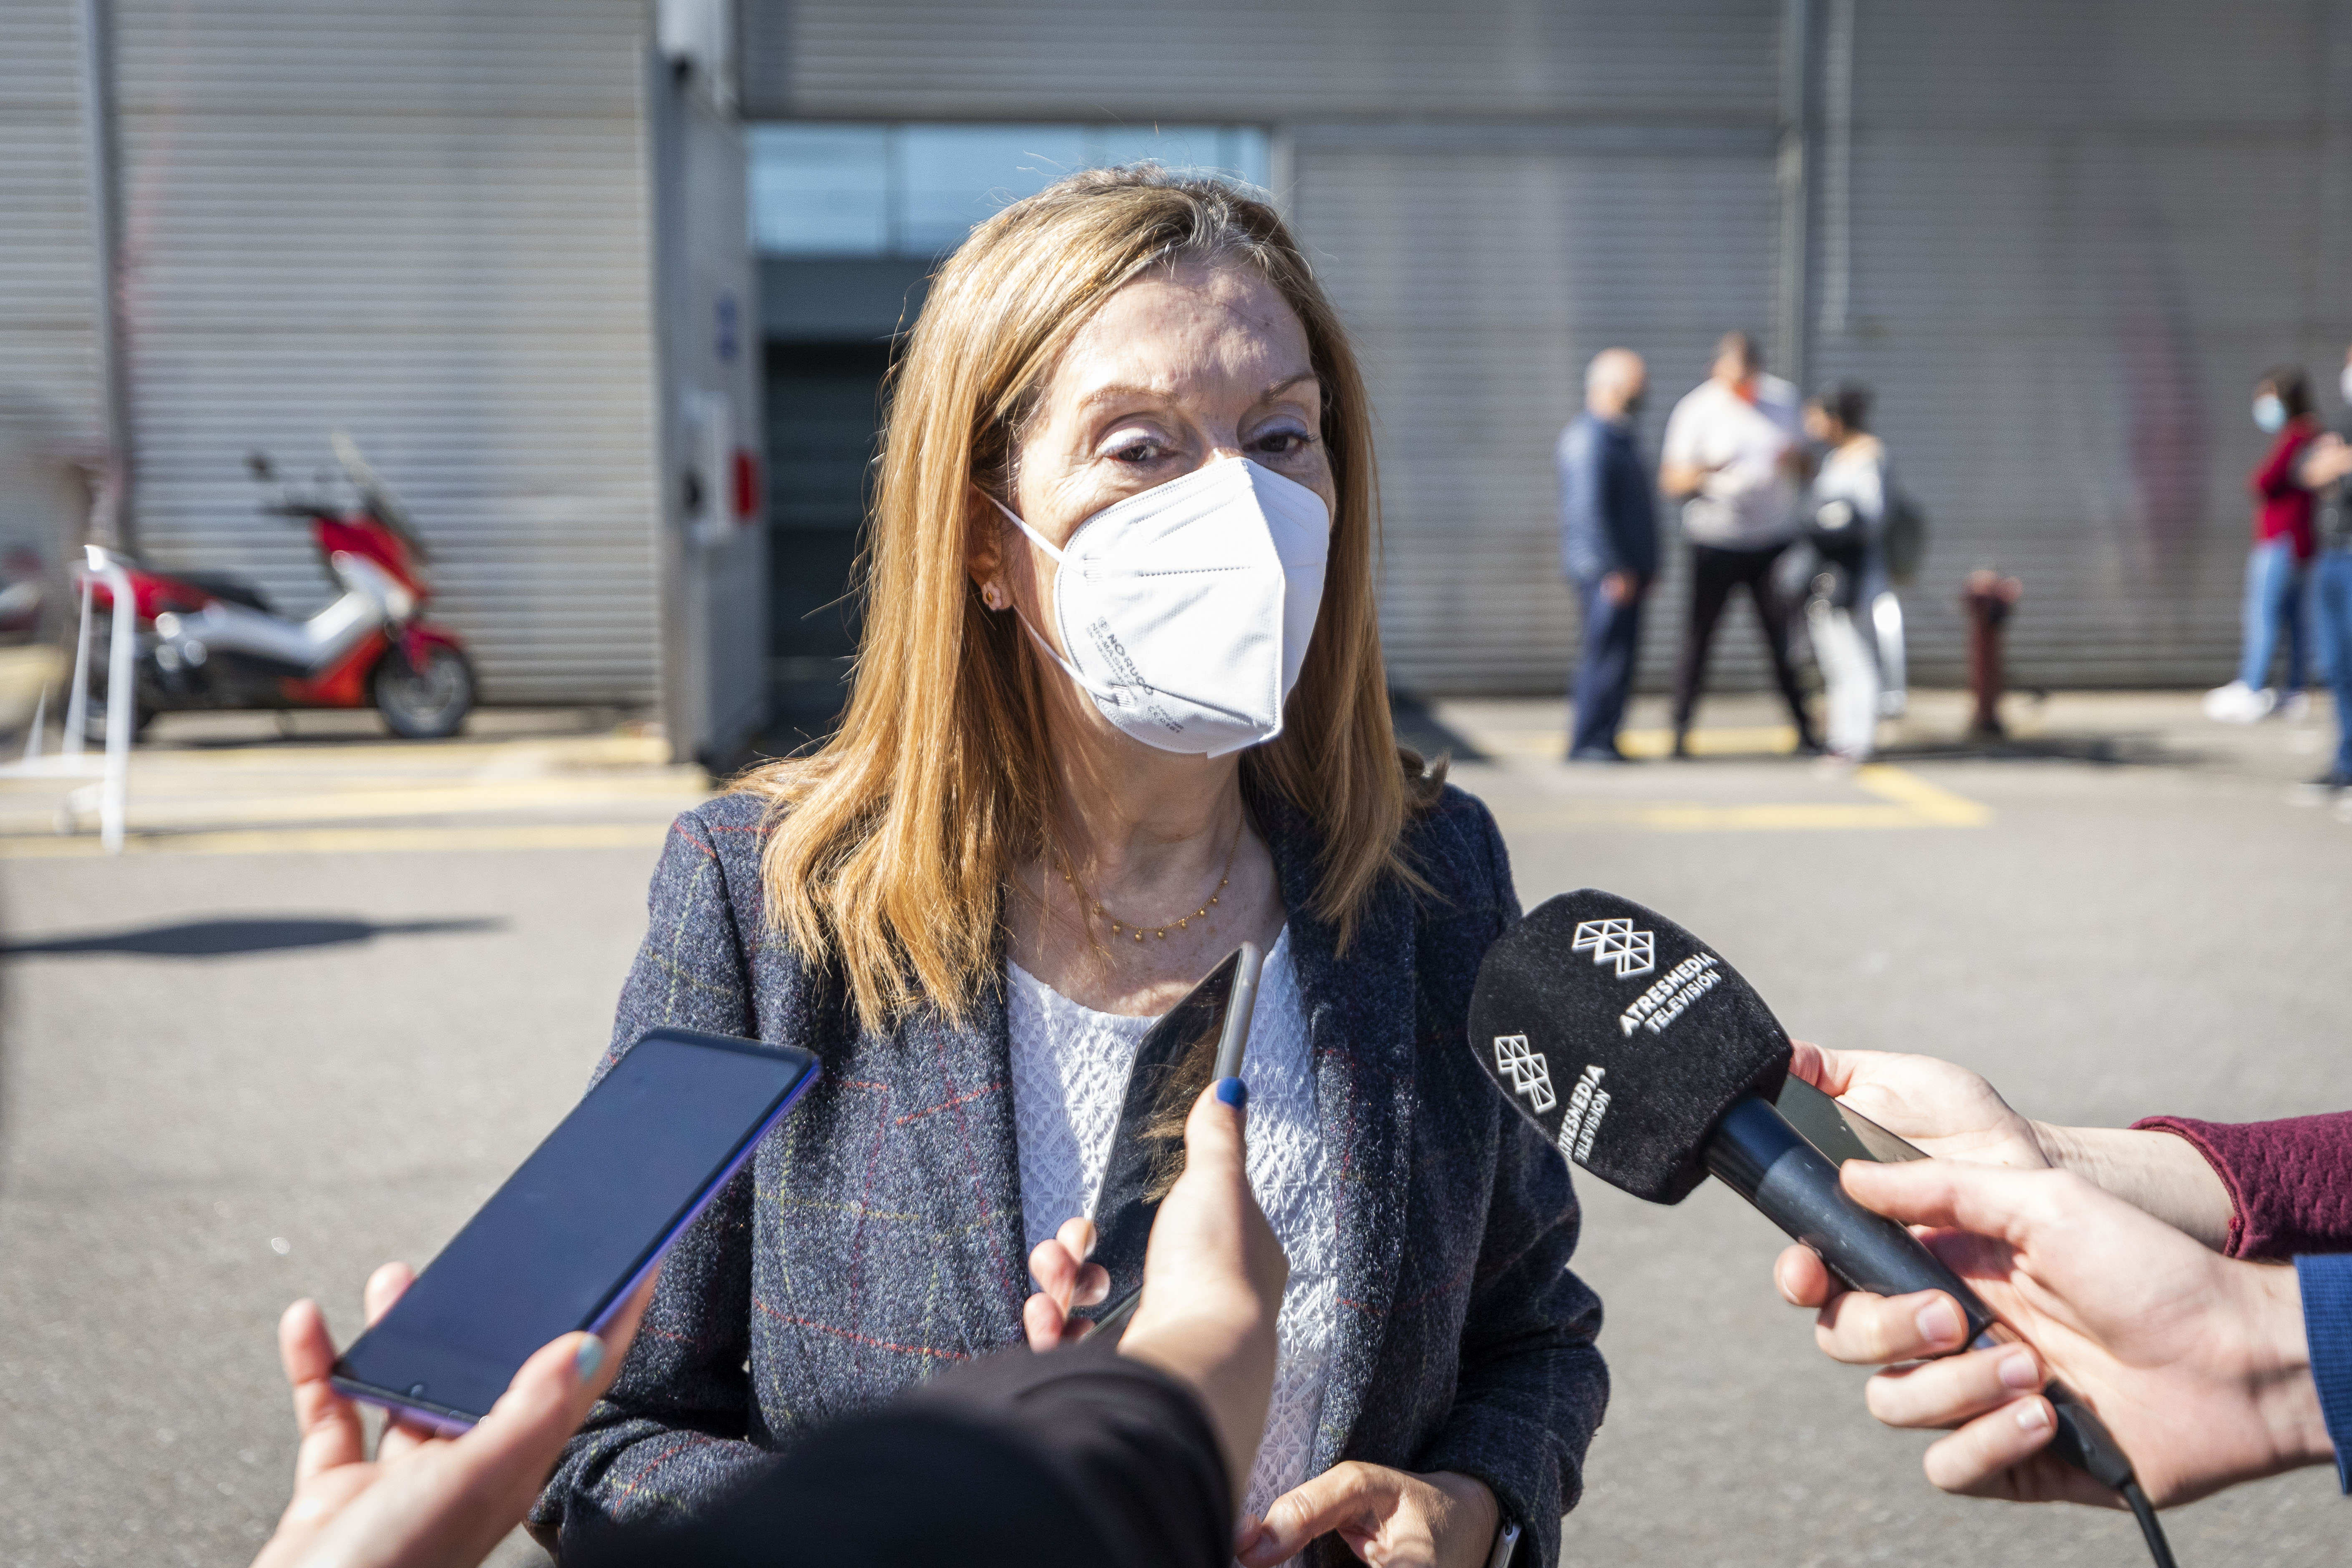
[
  {"xmin": 1120, "ymin": 1080, "xmax": 1289, "ymax": 1512},
  {"xmin": 1022, "ymin": 1217, "xmax": 1109, "ymax": 1350},
  {"xmin": 250, "ymin": 1261, "xmax": 653, "ymax": 1568},
  {"xmin": 1775, "ymin": 1159, "xmax": 2331, "ymax": 1509},
  {"xmin": 1236, "ymin": 1462, "xmax": 1498, "ymax": 1568},
  {"xmin": 1784, "ymin": 1041, "xmax": 2234, "ymax": 1250},
  {"xmin": 1776, "ymin": 1043, "xmax": 2058, "ymax": 1322}
]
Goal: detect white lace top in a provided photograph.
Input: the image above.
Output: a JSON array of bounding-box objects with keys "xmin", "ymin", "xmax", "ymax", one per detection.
[{"xmin": 1007, "ymin": 928, "xmax": 1335, "ymax": 1550}]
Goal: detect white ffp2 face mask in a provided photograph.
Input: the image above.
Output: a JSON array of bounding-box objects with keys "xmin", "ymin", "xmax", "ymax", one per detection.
[{"xmin": 990, "ymin": 458, "xmax": 1331, "ymax": 757}]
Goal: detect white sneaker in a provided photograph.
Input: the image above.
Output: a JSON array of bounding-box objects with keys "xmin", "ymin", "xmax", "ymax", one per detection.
[
  {"xmin": 2279, "ymin": 690, "xmax": 2313, "ymax": 723},
  {"xmin": 2202, "ymin": 681, "xmax": 2273, "ymax": 723}
]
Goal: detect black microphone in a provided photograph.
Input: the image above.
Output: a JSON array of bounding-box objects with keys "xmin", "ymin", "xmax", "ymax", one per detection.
[{"xmin": 1469, "ymin": 890, "xmax": 2175, "ymax": 1568}]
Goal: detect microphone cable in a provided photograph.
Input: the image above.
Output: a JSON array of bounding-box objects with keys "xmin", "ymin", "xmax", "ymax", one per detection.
[
  {"xmin": 2042, "ymin": 1378, "xmax": 2176, "ymax": 1567},
  {"xmin": 2120, "ymin": 1480, "xmax": 2177, "ymax": 1568}
]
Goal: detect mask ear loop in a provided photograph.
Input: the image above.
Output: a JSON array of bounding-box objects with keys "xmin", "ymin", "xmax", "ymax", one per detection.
[{"xmin": 982, "ymin": 493, "xmax": 1133, "ymax": 709}]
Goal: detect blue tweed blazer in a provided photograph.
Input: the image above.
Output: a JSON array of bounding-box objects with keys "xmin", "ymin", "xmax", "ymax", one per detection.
[{"xmin": 532, "ymin": 778, "xmax": 1608, "ymax": 1566}]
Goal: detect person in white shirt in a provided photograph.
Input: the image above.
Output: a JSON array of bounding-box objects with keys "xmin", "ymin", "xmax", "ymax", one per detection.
[{"xmin": 1658, "ymin": 332, "xmax": 1819, "ymax": 756}]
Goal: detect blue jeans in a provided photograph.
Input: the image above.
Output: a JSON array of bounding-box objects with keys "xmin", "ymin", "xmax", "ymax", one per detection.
[
  {"xmin": 2314, "ymin": 549, "xmax": 2352, "ymax": 777},
  {"xmin": 2238, "ymin": 539, "xmax": 2309, "ymax": 692},
  {"xmin": 1570, "ymin": 576, "xmax": 1644, "ymax": 755}
]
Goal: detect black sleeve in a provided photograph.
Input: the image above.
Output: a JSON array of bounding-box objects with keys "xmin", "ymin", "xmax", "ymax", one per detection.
[{"xmin": 580, "ymin": 1338, "xmax": 1232, "ymax": 1568}]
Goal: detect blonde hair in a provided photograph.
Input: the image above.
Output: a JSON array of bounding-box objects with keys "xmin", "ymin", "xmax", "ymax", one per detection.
[{"xmin": 741, "ymin": 166, "xmax": 1437, "ymax": 1030}]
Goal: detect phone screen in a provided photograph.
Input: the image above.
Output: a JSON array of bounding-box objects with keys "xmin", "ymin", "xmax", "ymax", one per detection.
[
  {"xmin": 332, "ymin": 1028, "xmax": 818, "ymax": 1426},
  {"xmin": 1774, "ymin": 1075, "xmax": 1927, "ymax": 1166}
]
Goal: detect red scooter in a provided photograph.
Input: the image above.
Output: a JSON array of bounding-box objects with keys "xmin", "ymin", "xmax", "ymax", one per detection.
[{"xmin": 80, "ymin": 433, "xmax": 475, "ymax": 740}]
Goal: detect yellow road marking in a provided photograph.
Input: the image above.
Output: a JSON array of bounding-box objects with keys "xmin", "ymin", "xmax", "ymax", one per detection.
[
  {"xmin": 0, "ymin": 774, "xmax": 710, "ymax": 836},
  {"xmin": 1489, "ymin": 765, "xmax": 1990, "ymax": 834},
  {"xmin": 115, "ymin": 735, "xmax": 675, "ymax": 774},
  {"xmin": 1852, "ymin": 764, "xmax": 1994, "ymax": 826},
  {"xmin": 0, "ymin": 822, "xmax": 676, "ymax": 859},
  {"xmin": 1618, "ymin": 724, "xmax": 1799, "ymax": 760},
  {"xmin": 1496, "ymin": 801, "xmax": 1924, "ymax": 833}
]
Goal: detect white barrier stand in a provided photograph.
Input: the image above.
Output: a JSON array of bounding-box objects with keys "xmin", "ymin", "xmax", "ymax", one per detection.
[
  {"xmin": 7, "ymin": 547, "xmax": 136, "ymax": 849},
  {"xmin": 88, "ymin": 547, "xmax": 133, "ymax": 851},
  {"xmin": 19, "ymin": 685, "xmax": 43, "ymax": 763},
  {"xmin": 60, "ymin": 565, "xmax": 94, "ymax": 758}
]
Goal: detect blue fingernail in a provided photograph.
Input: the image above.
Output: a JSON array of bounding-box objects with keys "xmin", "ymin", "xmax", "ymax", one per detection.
[
  {"xmin": 1214, "ymin": 1077, "xmax": 1247, "ymax": 1108},
  {"xmin": 574, "ymin": 1337, "xmax": 604, "ymax": 1380}
]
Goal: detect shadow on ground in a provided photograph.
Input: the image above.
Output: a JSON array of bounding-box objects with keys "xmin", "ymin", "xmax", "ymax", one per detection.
[
  {"xmin": 1, "ymin": 916, "xmax": 503, "ymax": 959},
  {"xmin": 1874, "ymin": 732, "xmax": 2203, "ymax": 767},
  {"xmin": 1388, "ymin": 692, "xmax": 1490, "ymax": 764}
]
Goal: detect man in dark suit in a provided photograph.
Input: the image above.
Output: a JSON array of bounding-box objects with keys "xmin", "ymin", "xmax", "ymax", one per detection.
[{"xmin": 1558, "ymin": 348, "xmax": 1658, "ymax": 762}]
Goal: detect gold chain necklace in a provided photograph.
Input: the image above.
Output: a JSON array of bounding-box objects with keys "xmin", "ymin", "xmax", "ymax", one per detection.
[{"xmin": 1059, "ymin": 814, "xmax": 1244, "ymax": 944}]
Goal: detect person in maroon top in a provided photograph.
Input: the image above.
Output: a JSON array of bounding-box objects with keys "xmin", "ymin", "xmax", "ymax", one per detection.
[{"xmin": 2206, "ymin": 365, "xmax": 2322, "ymax": 723}]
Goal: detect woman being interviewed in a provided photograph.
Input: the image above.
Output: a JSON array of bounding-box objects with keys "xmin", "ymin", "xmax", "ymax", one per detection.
[{"xmin": 534, "ymin": 168, "xmax": 1607, "ymax": 1567}]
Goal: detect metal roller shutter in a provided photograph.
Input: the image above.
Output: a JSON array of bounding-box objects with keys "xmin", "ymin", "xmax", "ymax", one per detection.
[
  {"xmin": 1814, "ymin": 0, "xmax": 2352, "ymax": 688},
  {"xmin": 0, "ymin": 2, "xmax": 101, "ymax": 450},
  {"xmin": 1293, "ymin": 128, "xmax": 1783, "ymax": 695},
  {"xmin": 744, "ymin": 0, "xmax": 1779, "ymax": 123},
  {"xmin": 109, "ymin": 0, "xmax": 665, "ymax": 704}
]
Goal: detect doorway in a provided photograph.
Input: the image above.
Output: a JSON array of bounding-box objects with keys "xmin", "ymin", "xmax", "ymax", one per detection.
[{"xmin": 764, "ymin": 337, "xmax": 887, "ymax": 730}]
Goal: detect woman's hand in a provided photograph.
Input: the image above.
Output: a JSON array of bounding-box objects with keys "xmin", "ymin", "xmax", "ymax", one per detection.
[
  {"xmin": 1236, "ymin": 1462, "xmax": 1498, "ymax": 1568},
  {"xmin": 1022, "ymin": 1216, "xmax": 1110, "ymax": 1350},
  {"xmin": 250, "ymin": 1261, "xmax": 651, "ymax": 1568},
  {"xmin": 2301, "ymin": 430, "xmax": 2352, "ymax": 488}
]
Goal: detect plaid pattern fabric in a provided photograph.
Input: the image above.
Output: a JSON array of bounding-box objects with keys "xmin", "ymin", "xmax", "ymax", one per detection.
[{"xmin": 531, "ymin": 780, "xmax": 1608, "ymax": 1567}]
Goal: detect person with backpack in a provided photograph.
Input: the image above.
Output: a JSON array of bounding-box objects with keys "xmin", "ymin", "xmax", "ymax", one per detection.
[{"xmin": 1799, "ymin": 384, "xmax": 1895, "ymax": 763}]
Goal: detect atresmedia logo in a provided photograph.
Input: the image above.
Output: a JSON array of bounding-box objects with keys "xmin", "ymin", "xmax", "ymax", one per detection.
[
  {"xmin": 1571, "ymin": 917, "xmax": 1656, "ymax": 979},
  {"xmin": 1491, "ymin": 1033, "xmax": 1556, "ymax": 1113}
]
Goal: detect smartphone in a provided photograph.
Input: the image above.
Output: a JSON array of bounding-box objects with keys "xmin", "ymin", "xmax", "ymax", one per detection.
[
  {"xmin": 1083, "ymin": 941, "xmax": 1263, "ymax": 1337},
  {"xmin": 1774, "ymin": 1075, "xmax": 1928, "ymax": 1166},
  {"xmin": 330, "ymin": 1027, "xmax": 820, "ymax": 1432}
]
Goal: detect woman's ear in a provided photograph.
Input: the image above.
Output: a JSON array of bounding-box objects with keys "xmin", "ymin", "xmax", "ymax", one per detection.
[{"xmin": 964, "ymin": 486, "xmax": 1006, "ymax": 609}]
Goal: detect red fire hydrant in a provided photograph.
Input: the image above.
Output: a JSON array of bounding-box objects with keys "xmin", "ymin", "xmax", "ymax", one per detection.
[{"xmin": 1963, "ymin": 570, "xmax": 2023, "ymax": 737}]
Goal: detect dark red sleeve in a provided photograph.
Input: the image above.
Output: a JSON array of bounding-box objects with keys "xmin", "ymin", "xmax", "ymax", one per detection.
[{"xmin": 2129, "ymin": 1112, "xmax": 2352, "ymax": 1261}]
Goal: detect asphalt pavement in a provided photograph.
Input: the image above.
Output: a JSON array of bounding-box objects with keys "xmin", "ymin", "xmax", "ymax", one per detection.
[{"xmin": 2, "ymin": 693, "xmax": 2348, "ymax": 1565}]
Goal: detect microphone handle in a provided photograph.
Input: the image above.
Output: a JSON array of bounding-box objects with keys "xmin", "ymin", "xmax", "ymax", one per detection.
[
  {"xmin": 1705, "ymin": 1097, "xmax": 2141, "ymax": 1497},
  {"xmin": 1707, "ymin": 1097, "xmax": 1998, "ymax": 1339}
]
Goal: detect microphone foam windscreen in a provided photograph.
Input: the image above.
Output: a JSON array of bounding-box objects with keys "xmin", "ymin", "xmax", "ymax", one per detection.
[{"xmin": 1468, "ymin": 889, "xmax": 1791, "ymax": 1203}]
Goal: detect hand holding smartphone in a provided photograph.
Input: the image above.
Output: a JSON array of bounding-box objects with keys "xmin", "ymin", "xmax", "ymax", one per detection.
[{"xmin": 330, "ymin": 1027, "xmax": 819, "ymax": 1431}]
